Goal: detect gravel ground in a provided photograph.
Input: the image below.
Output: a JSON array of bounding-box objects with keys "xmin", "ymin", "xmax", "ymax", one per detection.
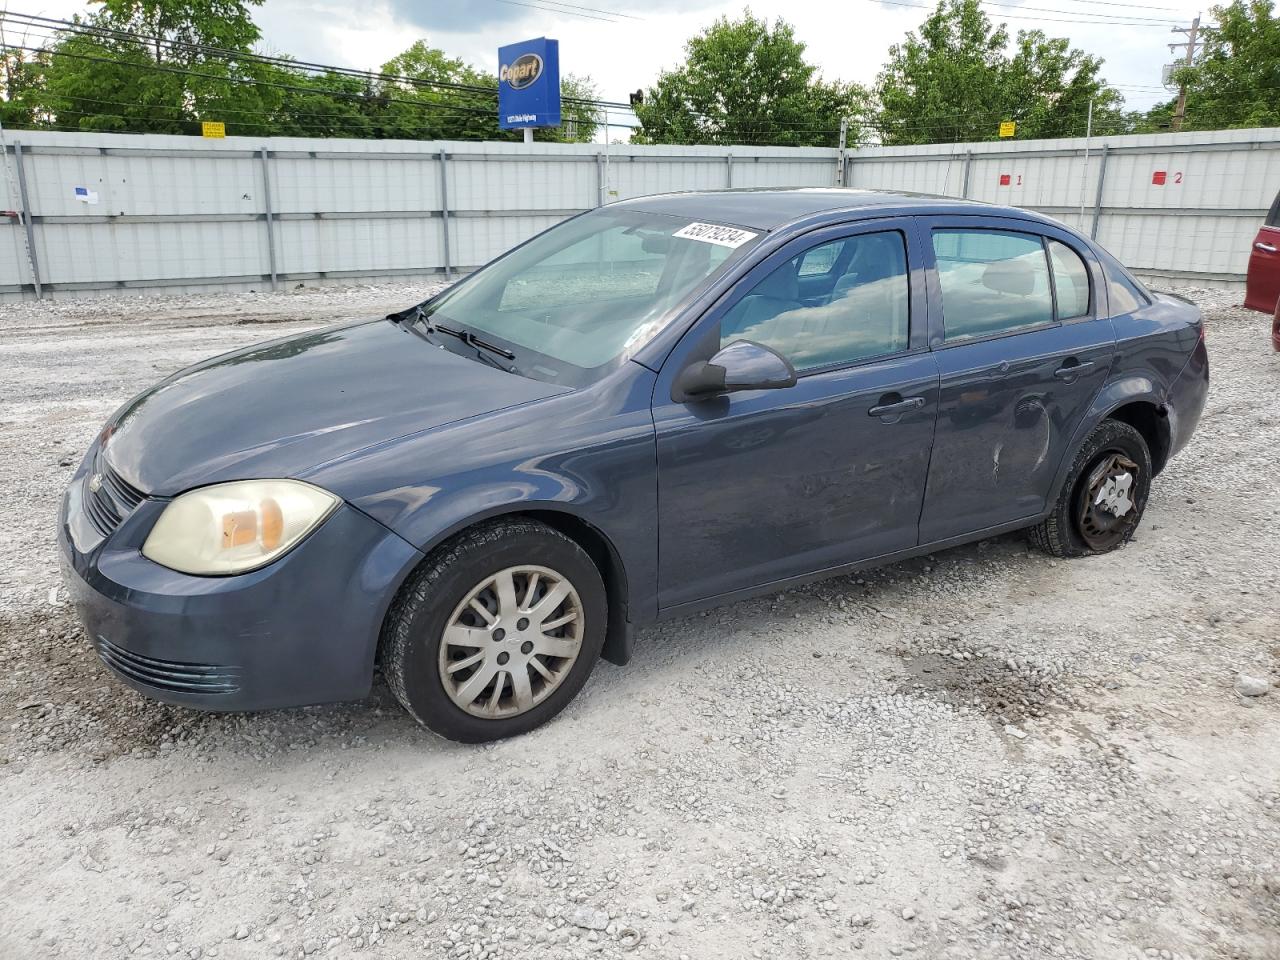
[{"xmin": 1, "ymin": 283, "xmax": 1277, "ymax": 960}]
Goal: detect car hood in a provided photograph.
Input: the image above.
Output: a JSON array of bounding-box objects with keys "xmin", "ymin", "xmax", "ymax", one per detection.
[{"xmin": 102, "ymin": 319, "xmax": 570, "ymax": 496}]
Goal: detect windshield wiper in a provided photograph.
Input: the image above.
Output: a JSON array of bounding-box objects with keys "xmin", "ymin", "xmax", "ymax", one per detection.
[
  {"xmin": 434, "ymin": 323, "xmax": 515, "ymax": 360},
  {"xmin": 432, "ymin": 322, "xmax": 518, "ymax": 372},
  {"xmin": 393, "ymin": 307, "xmax": 517, "ymax": 373}
]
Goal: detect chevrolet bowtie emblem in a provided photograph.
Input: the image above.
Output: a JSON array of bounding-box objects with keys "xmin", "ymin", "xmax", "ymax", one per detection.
[{"xmin": 89, "ymin": 473, "xmax": 103, "ymax": 493}]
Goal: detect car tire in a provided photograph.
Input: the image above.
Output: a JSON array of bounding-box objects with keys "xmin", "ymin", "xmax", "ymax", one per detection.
[
  {"xmin": 1029, "ymin": 419, "xmax": 1152, "ymax": 558},
  {"xmin": 381, "ymin": 518, "xmax": 607, "ymax": 743}
]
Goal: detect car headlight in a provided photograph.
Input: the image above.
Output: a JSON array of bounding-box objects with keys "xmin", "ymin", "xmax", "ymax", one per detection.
[{"xmin": 142, "ymin": 480, "xmax": 339, "ymax": 575}]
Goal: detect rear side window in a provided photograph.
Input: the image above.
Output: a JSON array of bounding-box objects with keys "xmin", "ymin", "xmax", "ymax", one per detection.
[
  {"xmin": 1267, "ymin": 190, "xmax": 1280, "ymax": 228},
  {"xmin": 933, "ymin": 230, "xmax": 1053, "ymax": 341},
  {"xmin": 1048, "ymin": 240, "xmax": 1091, "ymax": 319}
]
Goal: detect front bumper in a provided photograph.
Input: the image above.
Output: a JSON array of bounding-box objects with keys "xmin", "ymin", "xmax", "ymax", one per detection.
[{"xmin": 59, "ymin": 459, "xmax": 422, "ymax": 712}]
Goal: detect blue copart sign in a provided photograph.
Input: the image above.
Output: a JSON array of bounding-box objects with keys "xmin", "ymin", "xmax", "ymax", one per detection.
[{"xmin": 498, "ymin": 37, "xmax": 561, "ymax": 130}]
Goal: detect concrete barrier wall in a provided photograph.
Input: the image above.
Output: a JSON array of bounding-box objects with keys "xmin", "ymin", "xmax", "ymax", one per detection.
[
  {"xmin": 846, "ymin": 127, "xmax": 1280, "ymax": 287},
  {"xmin": 2, "ymin": 127, "xmax": 1276, "ymax": 300}
]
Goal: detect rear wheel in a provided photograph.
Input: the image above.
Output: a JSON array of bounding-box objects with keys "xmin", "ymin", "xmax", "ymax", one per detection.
[
  {"xmin": 382, "ymin": 519, "xmax": 607, "ymax": 743},
  {"xmin": 1029, "ymin": 419, "xmax": 1152, "ymax": 558}
]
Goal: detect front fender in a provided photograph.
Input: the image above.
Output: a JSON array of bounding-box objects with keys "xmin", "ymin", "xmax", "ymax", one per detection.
[{"xmin": 308, "ymin": 367, "xmax": 661, "ymax": 628}]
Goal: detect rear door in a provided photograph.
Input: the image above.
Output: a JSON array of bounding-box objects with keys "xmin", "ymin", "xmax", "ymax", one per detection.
[
  {"xmin": 1244, "ymin": 190, "xmax": 1280, "ymax": 314},
  {"xmin": 916, "ymin": 216, "xmax": 1115, "ymax": 544}
]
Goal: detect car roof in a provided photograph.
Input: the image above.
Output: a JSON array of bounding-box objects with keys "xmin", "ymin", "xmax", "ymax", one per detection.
[{"xmin": 614, "ymin": 187, "xmax": 1054, "ymax": 232}]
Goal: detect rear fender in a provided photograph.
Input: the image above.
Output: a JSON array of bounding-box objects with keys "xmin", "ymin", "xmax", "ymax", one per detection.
[{"xmin": 1048, "ymin": 376, "xmax": 1169, "ymax": 499}]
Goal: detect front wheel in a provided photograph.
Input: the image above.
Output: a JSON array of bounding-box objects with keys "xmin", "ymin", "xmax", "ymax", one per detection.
[
  {"xmin": 1029, "ymin": 419, "xmax": 1152, "ymax": 558},
  {"xmin": 381, "ymin": 519, "xmax": 607, "ymax": 743}
]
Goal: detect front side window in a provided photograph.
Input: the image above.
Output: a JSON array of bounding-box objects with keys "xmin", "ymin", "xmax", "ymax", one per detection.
[
  {"xmin": 934, "ymin": 229, "xmax": 1054, "ymax": 341},
  {"xmin": 425, "ymin": 209, "xmax": 758, "ymax": 384},
  {"xmin": 797, "ymin": 240, "xmax": 845, "ymax": 277},
  {"xmin": 1266, "ymin": 190, "xmax": 1280, "ymax": 228},
  {"xmin": 719, "ymin": 231, "xmax": 910, "ymax": 372}
]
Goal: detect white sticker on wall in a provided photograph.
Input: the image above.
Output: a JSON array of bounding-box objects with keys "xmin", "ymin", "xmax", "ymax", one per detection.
[
  {"xmin": 74, "ymin": 186, "xmax": 99, "ymax": 204},
  {"xmin": 672, "ymin": 221, "xmax": 757, "ymax": 249}
]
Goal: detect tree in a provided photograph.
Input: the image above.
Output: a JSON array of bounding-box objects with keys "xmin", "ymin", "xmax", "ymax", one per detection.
[
  {"xmin": 1142, "ymin": 0, "xmax": 1280, "ymax": 131},
  {"xmin": 267, "ymin": 69, "xmax": 385, "ymax": 139},
  {"xmin": 1, "ymin": 49, "xmax": 45, "ymax": 129},
  {"xmin": 375, "ymin": 40, "xmax": 497, "ymax": 141},
  {"xmin": 876, "ymin": 0, "xmax": 1123, "ymax": 144},
  {"xmin": 555, "ymin": 75, "xmax": 601, "ymax": 144},
  {"xmin": 632, "ymin": 12, "xmax": 867, "ymax": 147},
  {"xmin": 35, "ymin": 0, "xmax": 280, "ymax": 135}
]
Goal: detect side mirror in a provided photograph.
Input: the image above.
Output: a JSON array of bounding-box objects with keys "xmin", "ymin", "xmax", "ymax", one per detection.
[{"xmin": 673, "ymin": 339, "xmax": 798, "ymax": 401}]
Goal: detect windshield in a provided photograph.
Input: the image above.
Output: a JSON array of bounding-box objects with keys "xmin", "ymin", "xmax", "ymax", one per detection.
[{"xmin": 423, "ymin": 208, "xmax": 760, "ymax": 385}]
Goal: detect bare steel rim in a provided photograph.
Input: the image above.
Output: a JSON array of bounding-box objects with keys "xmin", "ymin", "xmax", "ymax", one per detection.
[
  {"xmin": 1077, "ymin": 450, "xmax": 1141, "ymax": 550},
  {"xmin": 438, "ymin": 565, "xmax": 584, "ymax": 719}
]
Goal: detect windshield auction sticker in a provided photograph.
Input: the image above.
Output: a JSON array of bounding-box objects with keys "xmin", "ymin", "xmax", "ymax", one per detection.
[{"xmin": 673, "ymin": 222, "xmax": 758, "ymax": 249}]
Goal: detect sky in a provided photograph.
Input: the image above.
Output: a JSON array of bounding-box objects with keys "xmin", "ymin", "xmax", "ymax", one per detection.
[{"xmin": 10, "ymin": 0, "xmax": 1203, "ymax": 138}]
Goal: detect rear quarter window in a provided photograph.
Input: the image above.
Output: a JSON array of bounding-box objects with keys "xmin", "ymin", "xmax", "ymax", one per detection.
[
  {"xmin": 1106, "ymin": 265, "xmax": 1151, "ymax": 316},
  {"xmin": 1267, "ymin": 190, "xmax": 1280, "ymax": 228},
  {"xmin": 1048, "ymin": 240, "xmax": 1091, "ymax": 319}
]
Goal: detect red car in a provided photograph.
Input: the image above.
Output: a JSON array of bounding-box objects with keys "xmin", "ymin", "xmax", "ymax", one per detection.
[{"xmin": 1244, "ymin": 188, "xmax": 1280, "ymax": 350}]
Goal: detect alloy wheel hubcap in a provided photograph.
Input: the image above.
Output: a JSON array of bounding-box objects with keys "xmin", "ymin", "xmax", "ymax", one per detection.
[
  {"xmin": 438, "ymin": 565, "xmax": 583, "ymax": 719},
  {"xmin": 1078, "ymin": 452, "xmax": 1140, "ymax": 548}
]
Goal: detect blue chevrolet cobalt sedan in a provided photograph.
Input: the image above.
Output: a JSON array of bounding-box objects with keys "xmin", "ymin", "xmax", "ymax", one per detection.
[{"xmin": 60, "ymin": 189, "xmax": 1209, "ymax": 742}]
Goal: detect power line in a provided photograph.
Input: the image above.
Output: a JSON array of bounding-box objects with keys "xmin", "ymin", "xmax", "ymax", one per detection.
[
  {"xmin": 522, "ymin": 0, "xmax": 643, "ymax": 18},
  {"xmin": 0, "ymin": 9, "xmax": 1173, "ymax": 147},
  {"xmin": 868, "ymin": 0, "xmax": 1181, "ymax": 26},
  {"xmin": 0, "ymin": 11, "xmax": 635, "ymax": 110},
  {"xmin": 3, "ymin": 19, "xmax": 867, "ymax": 138},
  {"xmin": 980, "ymin": 0, "xmax": 1180, "ymax": 23},
  {"xmin": 1005, "ymin": 0, "xmax": 1182, "ymax": 10},
  {"xmin": 491, "ymin": 0, "xmax": 640, "ymax": 22},
  {"xmin": 0, "ymin": 40, "xmax": 505, "ymax": 119},
  {"xmin": 4, "ymin": 43, "xmax": 1157, "ymax": 146}
]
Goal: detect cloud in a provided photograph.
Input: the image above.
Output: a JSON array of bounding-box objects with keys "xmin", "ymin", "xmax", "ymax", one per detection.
[
  {"xmin": 381, "ymin": 0, "xmax": 529, "ymax": 32},
  {"xmin": 375, "ymin": 0, "xmax": 725, "ymax": 34}
]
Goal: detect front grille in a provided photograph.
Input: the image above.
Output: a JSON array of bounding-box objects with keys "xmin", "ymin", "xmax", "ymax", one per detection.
[
  {"xmin": 83, "ymin": 449, "xmax": 147, "ymax": 538},
  {"xmin": 94, "ymin": 636, "xmax": 242, "ymax": 695}
]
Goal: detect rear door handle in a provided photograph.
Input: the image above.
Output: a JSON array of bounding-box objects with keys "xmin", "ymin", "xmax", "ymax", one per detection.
[
  {"xmin": 868, "ymin": 395, "xmax": 926, "ymax": 418},
  {"xmin": 1257, "ymin": 242, "xmax": 1278, "ymax": 254},
  {"xmin": 1053, "ymin": 360, "xmax": 1095, "ymax": 381}
]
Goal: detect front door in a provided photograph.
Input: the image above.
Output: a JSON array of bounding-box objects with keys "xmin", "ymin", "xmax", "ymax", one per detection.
[
  {"xmin": 916, "ymin": 218, "xmax": 1116, "ymax": 543},
  {"xmin": 651, "ymin": 221, "xmax": 940, "ymax": 611}
]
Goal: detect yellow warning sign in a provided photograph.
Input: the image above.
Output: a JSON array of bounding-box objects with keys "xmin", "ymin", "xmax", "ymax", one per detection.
[
  {"xmin": 201, "ymin": 121, "xmax": 226, "ymax": 139},
  {"xmin": 999, "ymin": 121, "xmax": 1016, "ymax": 139}
]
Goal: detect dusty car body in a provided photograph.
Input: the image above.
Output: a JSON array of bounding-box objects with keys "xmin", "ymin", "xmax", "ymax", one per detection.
[{"xmin": 60, "ymin": 189, "xmax": 1209, "ymax": 741}]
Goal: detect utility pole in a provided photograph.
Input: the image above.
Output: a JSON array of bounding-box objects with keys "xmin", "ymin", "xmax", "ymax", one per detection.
[
  {"xmin": 0, "ymin": 27, "xmax": 43, "ymax": 299},
  {"xmin": 1078, "ymin": 97, "xmax": 1094, "ymax": 224},
  {"xmin": 835, "ymin": 117, "xmax": 849, "ymax": 187},
  {"xmin": 1169, "ymin": 14, "xmax": 1203, "ymax": 132}
]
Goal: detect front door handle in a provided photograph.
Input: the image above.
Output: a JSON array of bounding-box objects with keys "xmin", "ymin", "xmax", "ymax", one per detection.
[
  {"xmin": 1256, "ymin": 241, "xmax": 1278, "ymax": 254},
  {"xmin": 868, "ymin": 395, "xmax": 926, "ymax": 418},
  {"xmin": 1053, "ymin": 360, "xmax": 1095, "ymax": 381}
]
